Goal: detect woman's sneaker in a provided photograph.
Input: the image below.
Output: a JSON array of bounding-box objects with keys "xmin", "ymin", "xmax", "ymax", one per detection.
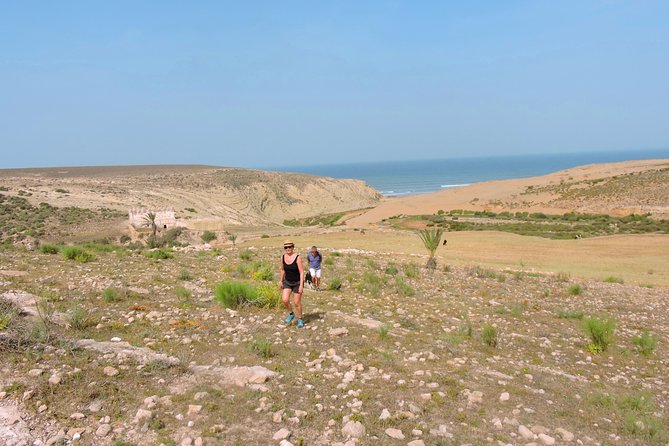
[
  {"xmin": 284, "ymin": 313, "xmax": 295, "ymax": 325},
  {"xmin": 297, "ymin": 319, "xmax": 305, "ymax": 328}
]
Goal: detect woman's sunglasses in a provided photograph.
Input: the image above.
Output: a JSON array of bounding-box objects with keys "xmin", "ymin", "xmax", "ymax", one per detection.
[{"xmin": 284, "ymin": 245, "xmax": 294, "ymax": 250}]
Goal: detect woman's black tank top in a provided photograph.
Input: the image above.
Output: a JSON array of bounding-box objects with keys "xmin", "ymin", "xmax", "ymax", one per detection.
[{"xmin": 283, "ymin": 255, "xmax": 300, "ymax": 283}]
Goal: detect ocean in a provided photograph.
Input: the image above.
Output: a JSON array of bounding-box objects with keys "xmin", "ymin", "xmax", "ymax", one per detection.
[{"xmin": 273, "ymin": 149, "xmax": 669, "ymax": 196}]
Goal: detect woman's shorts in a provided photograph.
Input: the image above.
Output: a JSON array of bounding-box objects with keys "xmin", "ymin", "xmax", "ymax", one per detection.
[
  {"xmin": 282, "ymin": 280, "xmax": 301, "ymax": 293},
  {"xmin": 309, "ymin": 268, "xmax": 321, "ymax": 278}
]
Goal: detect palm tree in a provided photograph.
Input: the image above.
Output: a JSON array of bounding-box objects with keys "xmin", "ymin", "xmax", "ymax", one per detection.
[
  {"xmin": 417, "ymin": 227, "xmax": 443, "ymax": 269},
  {"xmin": 142, "ymin": 212, "xmax": 158, "ymax": 238},
  {"xmin": 228, "ymin": 233, "xmax": 237, "ymax": 246}
]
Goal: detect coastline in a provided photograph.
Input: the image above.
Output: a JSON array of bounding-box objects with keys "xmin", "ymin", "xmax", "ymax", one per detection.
[{"xmin": 349, "ymin": 158, "xmax": 669, "ymax": 225}]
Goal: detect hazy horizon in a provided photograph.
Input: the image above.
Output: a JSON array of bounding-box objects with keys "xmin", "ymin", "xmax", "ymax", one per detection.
[{"xmin": 1, "ymin": 2, "xmax": 668, "ymax": 169}]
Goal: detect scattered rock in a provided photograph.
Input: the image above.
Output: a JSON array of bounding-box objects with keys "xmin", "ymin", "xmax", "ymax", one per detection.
[
  {"xmin": 103, "ymin": 366, "xmax": 119, "ymax": 377},
  {"xmin": 385, "ymin": 428, "xmax": 404, "ymax": 439},
  {"xmin": 341, "ymin": 420, "xmax": 365, "ymax": 438},
  {"xmin": 95, "ymin": 424, "xmax": 112, "ymax": 437},
  {"xmin": 273, "ymin": 428, "xmax": 291, "ymax": 441}
]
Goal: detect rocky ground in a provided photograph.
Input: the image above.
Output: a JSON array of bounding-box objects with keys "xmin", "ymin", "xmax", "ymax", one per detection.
[{"xmin": 1, "ymin": 243, "xmax": 667, "ymax": 446}]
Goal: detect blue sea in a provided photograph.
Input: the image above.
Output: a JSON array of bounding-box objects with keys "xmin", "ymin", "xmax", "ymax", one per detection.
[{"xmin": 273, "ymin": 149, "xmax": 669, "ymax": 196}]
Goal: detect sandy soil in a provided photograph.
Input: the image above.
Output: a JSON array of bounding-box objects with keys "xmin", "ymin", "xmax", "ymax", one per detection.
[{"xmin": 348, "ymin": 158, "xmax": 669, "ymax": 225}]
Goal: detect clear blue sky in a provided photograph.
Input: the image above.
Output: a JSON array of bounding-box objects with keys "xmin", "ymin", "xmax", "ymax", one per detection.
[{"xmin": 1, "ymin": 1, "xmax": 667, "ymax": 169}]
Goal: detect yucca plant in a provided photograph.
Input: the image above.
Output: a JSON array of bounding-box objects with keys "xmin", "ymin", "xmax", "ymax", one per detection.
[
  {"xmin": 143, "ymin": 212, "xmax": 158, "ymax": 238},
  {"xmin": 417, "ymin": 227, "xmax": 443, "ymax": 269}
]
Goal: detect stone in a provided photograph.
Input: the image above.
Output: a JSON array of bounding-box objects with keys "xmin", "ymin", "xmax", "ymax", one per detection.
[
  {"xmin": 187, "ymin": 405, "xmax": 202, "ymax": 416},
  {"xmin": 273, "ymin": 428, "xmax": 291, "ymax": 440},
  {"xmin": 538, "ymin": 433, "xmax": 556, "ymax": 445},
  {"xmin": 134, "ymin": 408, "xmax": 153, "ymax": 424},
  {"xmin": 341, "ymin": 420, "xmax": 365, "ymax": 438},
  {"xmin": 499, "ymin": 392, "xmax": 510, "ymax": 402},
  {"xmin": 467, "ymin": 390, "xmax": 483, "ymax": 405},
  {"xmin": 379, "ymin": 408, "xmax": 391, "ymax": 420},
  {"xmin": 329, "ymin": 327, "xmax": 349, "ymax": 336},
  {"xmin": 384, "ymin": 428, "xmax": 404, "ymax": 439},
  {"xmin": 556, "ymin": 428, "xmax": 575, "ymax": 441},
  {"xmin": 519, "ymin": 425, "xmax": 535, "ymax": 440},
  {"xmin": 69, "ymin": 412, "xmax": 85, "ymax": 420},
  {"xmin": 48, "ymin": 374, "xmax": 61, "ymax": 386},
  {"xmin": 95, "ymin": 424, "xmax": 112, "ymax": 437},
  {"xmin": 103, "ymin": 366, "xmax": 119, "ymax": 377},
  {"xmin": 28, "ymin": 369, "xmax": 44, "ymax": 377},
  {"xmin": 279, "ymin": 441, "xmax": 293, "ymax": 446},
  {"xmin": 408, "ymin": 441, "xmax": 426, "ymax": 446}
]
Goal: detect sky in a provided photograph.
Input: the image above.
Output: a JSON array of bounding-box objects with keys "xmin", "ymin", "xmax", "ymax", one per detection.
[{"xmin": 1, "ymin": 1, "xmax": 668, "ymax": 169}]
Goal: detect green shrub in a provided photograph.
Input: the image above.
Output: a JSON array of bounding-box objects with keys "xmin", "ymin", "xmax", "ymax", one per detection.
[
  {"xmin": 604, "ymin": 276, "xmax": 624, "ymax": 284},
  {"xmin": 69, "ymin": 305, "xmax": 93, "ymax": 330},
  {"xmin": 568, "ymin": 284, "xmax": 583, "ymax": 295},
  {"xmin": 378, "ymin": 324, "xmax": 390, "ymax": 339},
  {"xmin": 214, "ymin": 281, "xmax": 278, "ymax": 309},
  {"xmin": 178, "ymin": 270, "xmax": 193, "ymax": 281},
  {"xmin": 633, "ymin": 330, "xmax": 658, "ymax": 356},
  {"xmin": 250, "ymin": 337, "xmax": 274, "ymax": 358},
  {"xmin": 252, "ymin": 264, "xmax": 274, "ymax": 281},
  {"xmin": 103, "ymin": 288, "xmax": 122, "ymax": 303},
  {"xmin": 143, "ymin": 249, "xmax": 173, "ymax": 260},
  {"xmin": 458, "ymin": 318, "xmax": 473, "ymax": 338},
  {"xmin": 62, "ymin": 246, "xmax": 95, "ymax": 263},
  {"xmin": 323, "ymin": 257, "xmax": 334, "ymax": 266},
  {"xmin": 328, "ymin": 277, "xmax": 342, "ymax": 291},
  {"xmin": 583, "ymin": 317, "xmax": 615, "ymax": 352},
  {"xmin": 255, "ymin": 284, "xmax": 281, "ymax": 308},
  {"xmin": 215, "ymin": 282, "xmax": 257, "ymax": 308},
  {"xmin": 356, "ymin": 272, "xmax": 385, "ymax": 297},
  {"xmin": 261, "ymin": 234, "xmax": 270, "ymax": 238},
  {"xmin": 403, "ymin": 262, "xmax": 420, "ymax": 279},
  {"xmin": 239, "ymin": 249, "xmax": 253, "ymax": 261},
  {"xmin": 201, "ymin": 231, "xmax": 217, "ymax": 243},
  {"xmin": 395, "ymin": 276, "xmax": 415, "ymax": 297},
  {"xmin": 384, "ymin": 263, "xmax": 399, "ymax": 275},
  {"xmin": 39, "ymin": 244, "xmax": 60, "ymax": 254},
  {"xmin": 330, "ymin": 252, "xmax": 342, "ymax": 257},
  {"xmin": 482, "ymin": 325, "xmax": 498, "ymax": 348},
  {"xmin": 174, "ymin": 286, "xmax": 192, "ymax": 300}
]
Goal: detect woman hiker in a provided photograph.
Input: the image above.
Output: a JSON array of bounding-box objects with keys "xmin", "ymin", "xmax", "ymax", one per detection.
[
  {"xmin": 307, "ymin": 245, "xmax": 323, "ymax": 290},
  {"xmin": 279, "ymin": 240, "xmax": 305, "ymax": 328}
]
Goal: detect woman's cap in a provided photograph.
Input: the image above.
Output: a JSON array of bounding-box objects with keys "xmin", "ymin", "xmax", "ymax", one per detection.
[{"xmin": 283, "ymin": 240, "xmax": 294, "ymax": 247}]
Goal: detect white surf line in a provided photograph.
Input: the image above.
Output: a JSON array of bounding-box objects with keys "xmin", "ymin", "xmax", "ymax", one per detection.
[{"xmin": 440, "ymin": 183, "xmax": 470, "ymax": 188}]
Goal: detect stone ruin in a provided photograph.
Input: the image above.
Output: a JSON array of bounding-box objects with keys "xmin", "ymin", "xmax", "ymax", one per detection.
[{"xmin": 128, "ymin": 208, "xmax": 178, "ymax": 229}]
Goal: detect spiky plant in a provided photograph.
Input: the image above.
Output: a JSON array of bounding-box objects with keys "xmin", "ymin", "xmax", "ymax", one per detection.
[
  {"xmin": 417, "ymin": 227, "xmax": 443, "ymax": 269},
  {"xmin": 228, "ymin": 233, "xmax": 238, "ymax": 246},
  {"xmin": 142, "ymin": 212, "xmax": 158, "ymax": 238}
]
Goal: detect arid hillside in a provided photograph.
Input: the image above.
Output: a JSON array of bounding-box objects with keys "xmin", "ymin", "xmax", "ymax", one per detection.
[{"xmin": 0, "ymin": 165, "xmax": 381, "ymax": 227}]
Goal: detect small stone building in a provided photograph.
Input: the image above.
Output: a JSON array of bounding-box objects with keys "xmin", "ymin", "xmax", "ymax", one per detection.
[{"xmin": 128, "ymin": 209, "xmax": 177, "ymax": 230}]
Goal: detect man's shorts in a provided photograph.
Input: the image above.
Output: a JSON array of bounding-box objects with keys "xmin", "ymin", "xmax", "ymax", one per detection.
[
  {"xmin": 282, "ymin": 280, "xmax": 301, "ymax": 293},
  {"xmin": 309, "ymin": 268, "xmax": 321, "ymax": 278}
]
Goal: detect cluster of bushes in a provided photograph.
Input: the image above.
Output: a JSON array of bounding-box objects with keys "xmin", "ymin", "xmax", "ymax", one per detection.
[
  {"xmin": 147, "ymin": 227, "xmax": 187, "ymax": 249},
  {"xmin": 283, "ymin": 212, "xmax": 345, "ymax": 227},
  {"xmin": 389, "ymin": 209, "xmax": 669, "ymax": 239}
]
